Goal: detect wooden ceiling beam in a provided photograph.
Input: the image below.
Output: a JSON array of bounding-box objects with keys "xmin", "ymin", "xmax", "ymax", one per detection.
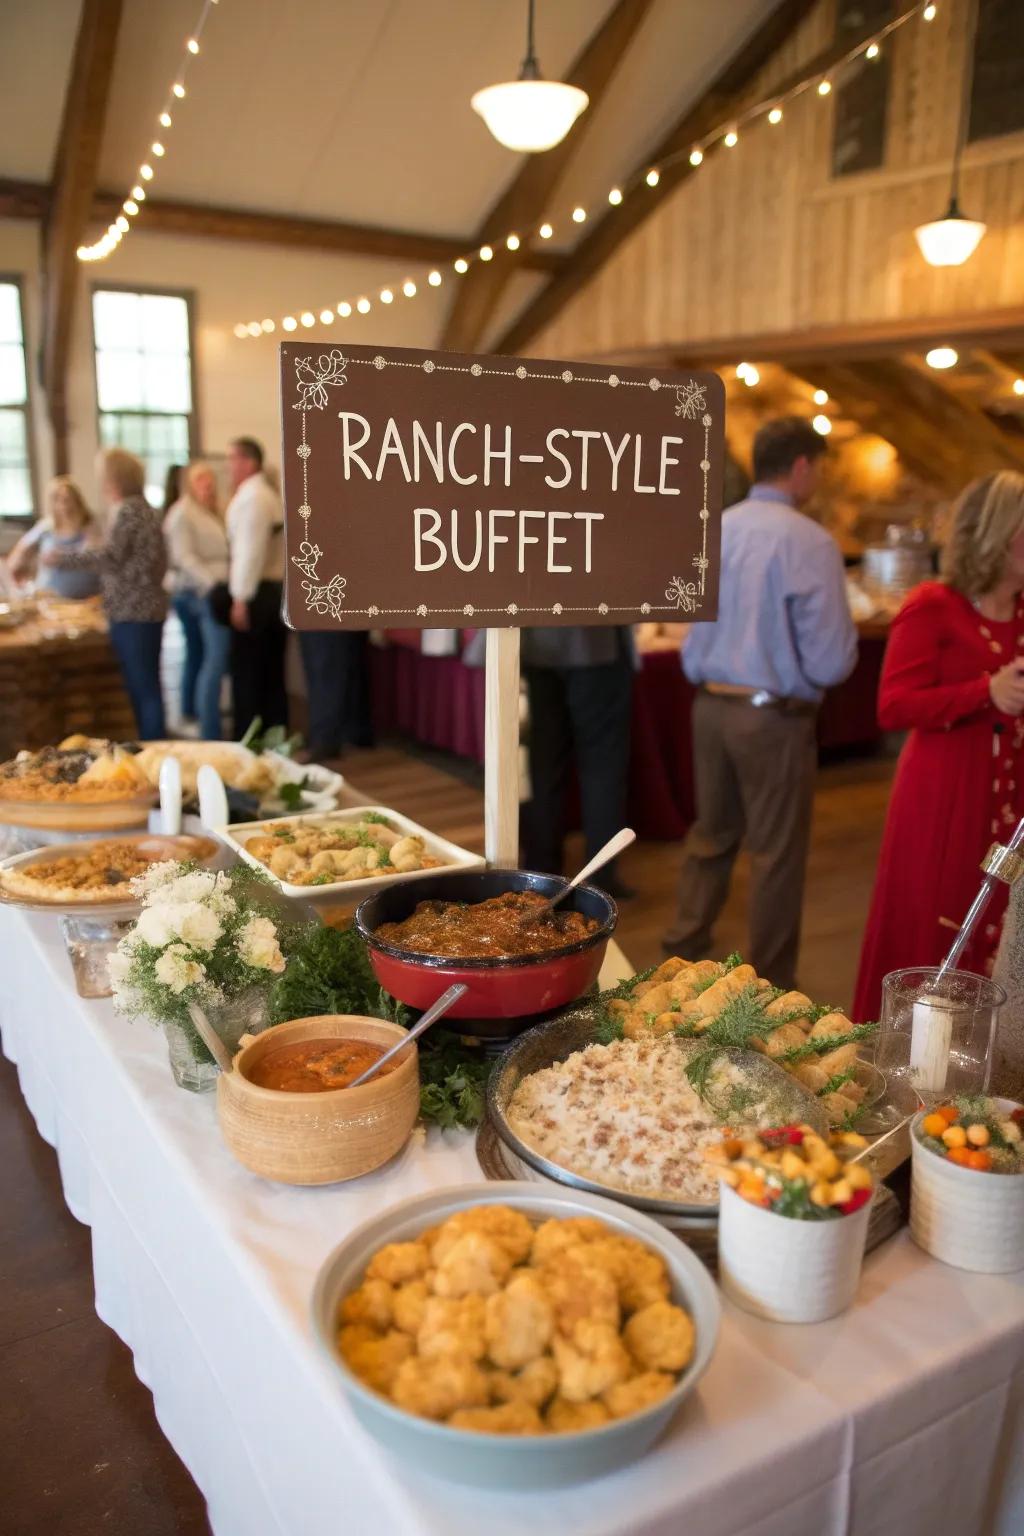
[
  {"xmin": 492, "ymin": 0, "xmax": 820, "ymax": 356},
  {"xmin": 42, "ymin": 0, "xmax": 122, "ymax": 473},
  {"xmin": 439, "ymin": 0, "xmax": 656, "ymax": 355},
  {"xmin": 0, "ymin": 177, "xmax": 565, "ymax": 272}
]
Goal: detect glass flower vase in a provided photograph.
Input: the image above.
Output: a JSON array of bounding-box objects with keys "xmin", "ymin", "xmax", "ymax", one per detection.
[{"xmin": 161, "ymin": 987, "xmax": 272, "ymax": 1092}]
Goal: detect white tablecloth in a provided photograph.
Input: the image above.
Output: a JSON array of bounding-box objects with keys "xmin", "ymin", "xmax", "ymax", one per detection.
[{"xmin": 2, "ymin": 905, "xmax": 1023, "ymax": 1536}]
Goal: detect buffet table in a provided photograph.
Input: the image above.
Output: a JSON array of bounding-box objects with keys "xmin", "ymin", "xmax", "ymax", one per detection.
[{"xmin": 2, "ymin": 906, "xmax": 1022, "ymax": 1536}]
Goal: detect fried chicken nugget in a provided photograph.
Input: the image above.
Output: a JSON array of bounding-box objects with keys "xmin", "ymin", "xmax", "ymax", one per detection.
[
  {"xmin": 552, "ymin": 1319, "xmax": 632, "ymax": 1403},
  {"xmin": 484, "ymin": 1273, "xmax": 553, "ymax": 1370},
  {"xmin": 391, "ymin": 1354, "xmax": 491, "ymax": 1420},
  {"xmin": 530, "ymin": 1216, "xmax": 609, "ymax": 1266},
  {"xmin": 430, "ymin": 1205, "xmax": 534, "ymax": 1265},
  {"xmin": 632, "ymin": 957, "xmax": 689, "ymax": 997},
  {"xmin": 621, "ymin": 1006, "xmax": 653, "ymax": 1041},
  {"xmin": 603, "ymin": 1371, "xmax": 676, "ymax": 1419},
  {"xmin": 341, "ymin": 1329, "xmax": 414, "ymax": 1394},
  {"xmin": 563, "ymin": 1237, "xmax": 670, "ymax": 1313},
  {"xmin": 546, "ymin": 1395, "xmax": 611, "ymax": 1433},
  {"xmin": 448, "ymin": 1402, "xmax": 543, "ymax": 1435},
  {"xmin": 432, "ymin": 1232, "xmax": 513, "ymax": 1298},
  {"xmin": 623, "ymin": 1301, "xmax": 695, "ymax": 1373},
  {"xmin": 765, "ymin": 990, "xmax": 814, "ymax": 1021},
  {"xmin": 417, "ymin": 1294, "xmax": 487, "ymax": 1361},
  {"xmin": 366, "ymin": 1241, "xmax": 431, "ymax": 1286},
  {"xmin": 538, "ymin": 1254, "xmax": 620, "ymax": 1335},
  {"xmin": 392, "ymin": 1278, "xmax": 431, "ymax": 1336},
  {"xmin": 490, "ymin": 1356, "xmax": 559, "ymax": 1410},
  {"xmin": 339, "ymin": 1277, "xmax": 393, "ymax": 1330}
]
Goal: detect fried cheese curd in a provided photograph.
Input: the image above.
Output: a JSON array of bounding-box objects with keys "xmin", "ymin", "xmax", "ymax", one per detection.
[{"xmin": 337, "ymin": 1207, "xmax": 695, "ymax": 1435}]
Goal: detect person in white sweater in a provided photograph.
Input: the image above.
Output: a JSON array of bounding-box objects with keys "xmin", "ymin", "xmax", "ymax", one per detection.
[
  {"xmin": 224, "ymin": 437, "xmax": 287, "ymax": 736},
  {"xmin": 165, "ymin": 461, "xmax": 230, "ymax": 739}
]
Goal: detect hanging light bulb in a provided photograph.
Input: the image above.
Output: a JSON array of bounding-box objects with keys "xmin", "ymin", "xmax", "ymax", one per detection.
[
  {"xmin": 282, "ymin": 316, "xmax": 297, "ymax": 331},
  {"xmin": 337, "ymin": 301, "xmax": 352, "ymax": 317},
  {"xmin": 768, "ymin": 106, "xmax": 783, "ymax": 125},
  {"xmin": 152, "ymin": 141, "xmax": 165, "ymax": 156},
  {"xmin": 454, "ymin": 257, "xmax": 469, "ymax": 273},
  {"xmin": 187, "ymin": 37, "xmax": 200, "ymax": 54},
  {"xmin": 812, "ymin": 414, "xmax": 833, "ymax": 435},
  {"xmin": 506, "ymin": 233, "xmax": 520, "ymax": 250},
  {"xmin": 479, "ymin": 244, "xmax": 494, "ymax": 261},
  {"xmin": 925, "ymin": 346, "xmax": 958, "ymax": 370},
  {"xmin": 724, "ymin": 129, "xmax": 738, "ymax": 148},
  {"xmin": 428, "ymin": 270, "xmax": 442, "ymax": 287},
  {"xmin": 380, "ymin": 288, "xmax": 394, "ymax": 303},
  {"xmin": 923, "ymin": 3, "xmax": 937, "ymax": 20},
  {"xmin": 572, "ymin": 206, "xmax": 586, "ymax": 223},
  {"xmin": 866, "ymin": 42, "xmax": 880, "ymax": 60},
  {"xmin": 356, "ymin": 297, "xmax": 371, "ymax": 313},
  {"xmin": 233, "ymin": 323, "xmax": 248, "ymax": 339},
  {"xmin": 300, "ymin": 311, "xmax": 315, "ymax": 327},
  {"xmin": 116, "ymin": 215, "xmax": 129, "ymax": 232},
  {"xmin": 742, "ymin": 366, "xmax": 760, "ymax": 387},
  {"xmin": 403, "ymin": 279, "xmax": 417, "ymax": 297},
  {"xmin": 132, "ymin": 185, "xmax": 145, "ymax": 201},
  {"xmin": 123, "ymin": 199, "xmax": 138, "ymax": 215},
  {"xmin": 915, "ymin": 0, "xmax": 985, "ymax": 266},
  {"xmin": 247, "ymin": 321, "xmax": 262, "ymax": 337},
  {"xmin": 813, "ymin": 388, "xmax": 829, "ymax": 406},
  {"xmin": 818, "ymin": 79, "xmax": 832, "ymax": 97},
  {"xmin": 608, "ymin": 187, "xmax": 623, "ymax": 205},
  {"xmin": 159, "ymin": 111, "xmax": 172, "ymax": 128},
  {"xmin": 538, "ymin": 222, "xmax": 553, "ymax": 239},
  {"xmin": 1014, "ymin": 378, "xmax": 1024, "ymax": 397},
  {"xmin": 471, "ymin": 0, "xmax": 588, "ymax": 152},
  {"xmin": 140, "ymin": 163, "xmax": 154, "ymax": 179},
  {"xmin": 645, "ymin": 167, "xmax": 660, "ymax": 187},
  {"xmin": 261, "ymin": 319, "xmax": 275, "ymax": 333},
  {"xmin": 172, "ymin": 82, "xmax": 186, "ymax": 98},
  {"xmin": 319, "ymin": 308, "xmax": 334, "ymax": 324}
]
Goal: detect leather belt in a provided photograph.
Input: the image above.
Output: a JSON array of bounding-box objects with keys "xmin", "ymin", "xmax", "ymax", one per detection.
[{"xmin": 700, "ymin": 682, "xmax": 818, "ymax": 718}]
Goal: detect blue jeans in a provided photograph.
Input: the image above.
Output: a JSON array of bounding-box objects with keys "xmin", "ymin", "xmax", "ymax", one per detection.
[
  {"xmin": 108, "ymin": 620, "xmax": 166, "ymax": 740},
  {"xmin": 172, "ymin": 591, "xmax": 204, "ymax": 718},
  {"xmin": 195, "ymin": 595, "xmax": 231, "ymax": 740}
]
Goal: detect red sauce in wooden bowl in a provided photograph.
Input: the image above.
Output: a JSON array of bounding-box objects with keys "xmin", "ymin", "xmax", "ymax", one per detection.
[{"xmin": 246, "ymin": 1038, "xmax": 401, "ymax": 1093}]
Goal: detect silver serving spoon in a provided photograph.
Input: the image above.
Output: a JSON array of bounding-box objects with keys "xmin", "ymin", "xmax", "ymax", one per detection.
[
  {"xmin": 347, "ymin": 982, "xmax": 468, "ymax": 1089},
  {"xmin": 525, "ymin": 826, "xmax": 637, "ymax": 924}
]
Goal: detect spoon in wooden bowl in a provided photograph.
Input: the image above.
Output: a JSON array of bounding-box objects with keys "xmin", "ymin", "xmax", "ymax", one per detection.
[
  {"xmin": 525, "ymin": 826, "xmax": 637, "ymax": 925},
  {"xmin": 347, "ymin": 982, "xmax": 468, "ymax": 1090}
]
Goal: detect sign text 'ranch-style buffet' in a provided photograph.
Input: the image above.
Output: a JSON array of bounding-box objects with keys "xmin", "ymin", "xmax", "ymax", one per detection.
[{"xmin": 280, "ymin": 343, "xmax": 725, "ymax": 630}]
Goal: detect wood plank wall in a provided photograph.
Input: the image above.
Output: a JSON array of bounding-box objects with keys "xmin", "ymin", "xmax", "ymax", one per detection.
[{"xmin": 528, "ymin": 0, "xmax": 1024, "ymax": 362}]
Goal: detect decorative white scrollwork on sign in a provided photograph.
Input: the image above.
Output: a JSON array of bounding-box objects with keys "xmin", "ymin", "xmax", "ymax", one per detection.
[
  {"xmin": 291, "ymin": 541, "xmax": 347, "ymax": 619},
  {"xmin": 666, "ymin": 575, "xmax": 700, "ymax": 613},
  {"xmin": 673, "ymin": 380, "xmax": 707, "ymax": 421},
  {"xmin": 293, "ymin": 349, "xmax": 348, "ymax": 410}
]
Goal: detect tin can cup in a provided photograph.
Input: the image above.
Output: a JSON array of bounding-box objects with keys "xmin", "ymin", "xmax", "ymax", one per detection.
[
  {"xmin": 717, "ymin": 1181, "xmax": 872, "ymax": 1323},
  {"xmin": 909, "ymin": 1101, "xmax": 1024, "ymax": 1273}
]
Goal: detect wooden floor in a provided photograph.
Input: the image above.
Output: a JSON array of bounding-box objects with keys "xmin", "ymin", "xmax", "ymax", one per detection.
[{"xmin": 0, "ymin": 740, "xmax": 895, "ymax": 1532}]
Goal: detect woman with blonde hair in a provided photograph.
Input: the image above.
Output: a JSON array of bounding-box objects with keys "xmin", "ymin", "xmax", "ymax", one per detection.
[
  {"xmin": 6, "ymin": 476, "xmax": 101, "ymax": 599},
  {"xmin": 165, "ymin": 460, "xmax": 230, "ymax": 738},
  {"xmin": 41, "ymin": 447, "xmax": 168, "ymax": 738},
  {"xmin": 854, "ymin": 471, "xmax": 1024, "ymax": 1020}
]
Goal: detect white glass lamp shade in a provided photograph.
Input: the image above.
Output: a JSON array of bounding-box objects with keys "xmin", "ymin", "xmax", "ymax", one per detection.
[
  {"xmin": 471, "ymin": 78, "xmax": 589, "ymax": 153},
  {"xmin": 914, "ymin": 209, "xmax": 987, "ymax": 267}
]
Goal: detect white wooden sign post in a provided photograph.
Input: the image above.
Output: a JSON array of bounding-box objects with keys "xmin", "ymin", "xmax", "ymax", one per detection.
[{"xmin": 484, "ymin": 628, "xmax": 522, "ymax": 866}]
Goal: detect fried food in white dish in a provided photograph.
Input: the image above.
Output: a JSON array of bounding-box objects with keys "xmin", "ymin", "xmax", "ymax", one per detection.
[
  {"xmin": 336, "ymin": 1206, "xmax": 696, "ymax": 1435},
  {"xmin": 242, "ymin": 816, "xmax": 446, "ymax": 886}
]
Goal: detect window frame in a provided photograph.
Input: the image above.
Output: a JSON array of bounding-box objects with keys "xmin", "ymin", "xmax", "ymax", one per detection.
[
  {"xmin": 0, "ymin": 271, "xmax": 40, "ymax": 524},
  {"xmin": 88, "ymin": 281, "xmax": 201, "ymax": 497}
]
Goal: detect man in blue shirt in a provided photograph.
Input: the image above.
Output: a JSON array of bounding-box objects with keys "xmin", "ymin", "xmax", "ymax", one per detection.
[{"xmin": 663, "ymin": 417, "xmax": 857, "ymax": 988}]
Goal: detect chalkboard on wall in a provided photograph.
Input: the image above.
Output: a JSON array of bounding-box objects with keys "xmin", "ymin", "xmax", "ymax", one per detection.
[{"xmin": 831, "ymin": 0, "xmax": 893, "ymax": 178}]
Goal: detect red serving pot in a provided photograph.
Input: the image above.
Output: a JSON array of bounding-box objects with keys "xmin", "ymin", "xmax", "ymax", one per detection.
[{"xmin": 354, "ymin": 870, "xmax": 617, "ymax": 1020}]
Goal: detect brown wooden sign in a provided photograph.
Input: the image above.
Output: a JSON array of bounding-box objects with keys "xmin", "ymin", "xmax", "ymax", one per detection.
[{"xmin": 279, "ymin": 342, "xmax": 724, "ymax": 629}]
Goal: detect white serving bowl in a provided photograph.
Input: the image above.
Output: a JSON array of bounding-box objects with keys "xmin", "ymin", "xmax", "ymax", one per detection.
[
  {"xmin": 910, "ymin": 1099, "xmax": 1024, "ymax": 1273},
  {"xmin": 310, "ymin": 1182, "xmax": 720, "ymax": 1489},
  {"xmin": 717, "ymin": 1180, "xmax": 872, "ymax": 1323}
]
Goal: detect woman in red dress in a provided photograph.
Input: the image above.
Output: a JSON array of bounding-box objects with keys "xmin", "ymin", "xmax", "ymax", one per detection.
[{"xmin": 853, "ymin": 472, "xmax": 1024, "ymax": 1022}]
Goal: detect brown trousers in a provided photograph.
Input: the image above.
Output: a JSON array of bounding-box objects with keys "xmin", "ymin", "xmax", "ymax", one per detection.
[{"xmin": 663, "ymin": 690, "xmax": 817, "ymax": 989}]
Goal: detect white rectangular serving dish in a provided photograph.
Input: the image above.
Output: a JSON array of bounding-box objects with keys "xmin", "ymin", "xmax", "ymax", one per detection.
[{"xmin": 214, "ymin": 805, "xmax": 484, "ymax": 903}]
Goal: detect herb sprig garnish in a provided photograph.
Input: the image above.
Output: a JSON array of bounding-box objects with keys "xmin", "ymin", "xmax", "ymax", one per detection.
[{"xmin": 779, "ymin": 1021, "xmax": 877, "ymax": 1063}]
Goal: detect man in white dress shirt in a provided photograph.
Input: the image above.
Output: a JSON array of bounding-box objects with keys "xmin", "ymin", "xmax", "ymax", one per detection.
[{"xmin": 225, "ymin": 436, "xmax": 288, "ymax": 735}]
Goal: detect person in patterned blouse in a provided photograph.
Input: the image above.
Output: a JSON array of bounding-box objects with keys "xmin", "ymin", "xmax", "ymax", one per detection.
[{"xmin": 42, "ymin": 448, "xmax": 168, "ymax": 738}]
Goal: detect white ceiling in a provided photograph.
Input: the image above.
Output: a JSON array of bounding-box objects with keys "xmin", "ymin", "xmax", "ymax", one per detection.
[{"xmin": 1, "ymin": 0, "xmax": 780, "ymax": 234}]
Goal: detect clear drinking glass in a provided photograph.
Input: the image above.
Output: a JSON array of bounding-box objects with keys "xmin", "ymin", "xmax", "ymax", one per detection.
[
  {"xmin": 877, "ymin": 967, "xmax": 1004, "ymax": 1108},
  {"xmin": 60, "ymin": 915, "xmax": 135, "ymax": 999}
]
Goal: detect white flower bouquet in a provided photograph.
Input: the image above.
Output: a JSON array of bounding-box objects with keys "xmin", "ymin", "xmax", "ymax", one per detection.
[{"xmin": 109, "ymin": 862, "xmax": 307, "ymax": 1086}]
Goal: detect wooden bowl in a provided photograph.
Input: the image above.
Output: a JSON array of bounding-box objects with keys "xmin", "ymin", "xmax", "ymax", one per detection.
[{"xmin": 216, "ymin": 1015, "xmax": 420, "ymax": 1186}]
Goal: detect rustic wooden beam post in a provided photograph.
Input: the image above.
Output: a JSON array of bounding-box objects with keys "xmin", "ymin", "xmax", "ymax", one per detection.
[{"xmin": 41, "ymin": 0, "xmax": 122, "ymax": 473}]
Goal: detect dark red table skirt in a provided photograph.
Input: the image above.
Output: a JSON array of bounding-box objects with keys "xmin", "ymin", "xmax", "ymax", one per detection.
[{"xmin": 369, "ymin": 635, "xmax": 887, "ymax": 840}]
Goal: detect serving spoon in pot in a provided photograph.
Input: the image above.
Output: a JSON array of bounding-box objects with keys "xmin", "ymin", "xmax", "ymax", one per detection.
[
  {"xmin": 347, "ymin": 982, "xmax": 468, "ymax": 1090},
  {"xmin": 525, "ymin": 826, "xmax": 637, "ymax": 925}
]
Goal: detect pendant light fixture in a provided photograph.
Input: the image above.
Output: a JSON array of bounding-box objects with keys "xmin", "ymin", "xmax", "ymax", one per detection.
[
  {"xmin": 915, "ymin": 0, "xmax": 986, "ymax": 267},
  {"xmin": 471, "ymin": 0, "xmax": 589, "ymax": 154}
]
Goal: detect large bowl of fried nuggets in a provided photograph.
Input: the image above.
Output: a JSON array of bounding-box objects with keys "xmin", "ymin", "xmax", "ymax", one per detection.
[{"xmin": 312, "ymin": 1185, "xmax": 720, "ymax": 1487}]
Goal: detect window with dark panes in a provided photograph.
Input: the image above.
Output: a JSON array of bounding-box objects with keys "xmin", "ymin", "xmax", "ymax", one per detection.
[
  {"xmin": 831, "ymin": 0, "xmax": 894, "ymax": 177},
  {"xmin": 92, "ymin": 288, "xmax": 195, "ymax": 506},
  {"xmin": 0, "ymin": 279, "xmax": 35, "ymax": 518},
  {"xmin": 969, "ymin": 0, "xmax": 1024, "ymax": 143}
]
